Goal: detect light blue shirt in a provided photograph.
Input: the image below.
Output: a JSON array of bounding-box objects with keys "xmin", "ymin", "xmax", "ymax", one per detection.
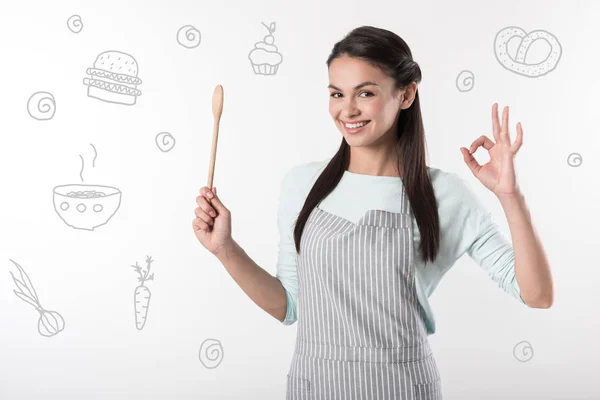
[{"xmin": 275, "ymin": 158, "xmax": 525, "ymax": 335}]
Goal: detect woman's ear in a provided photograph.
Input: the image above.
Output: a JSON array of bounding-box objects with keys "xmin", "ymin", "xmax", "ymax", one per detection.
[{"xmin": 400, "ymin": 82, "xmax": 417, "ymax": 109}]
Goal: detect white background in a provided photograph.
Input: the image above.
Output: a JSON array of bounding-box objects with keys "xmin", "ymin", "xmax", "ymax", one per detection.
[{"xmin": 0, "ymin": 0, "xmax": 598, "ymax": 399}]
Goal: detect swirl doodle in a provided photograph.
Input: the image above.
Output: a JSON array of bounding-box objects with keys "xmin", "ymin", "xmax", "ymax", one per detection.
[
  {"xmin": 566, "ymin": 152, "xmax": 583, "ymax": 167},
  {"xmin": 494, "ymin": 26, "xmax": 562, "ymax": 78},
  {"xmin": 27, "ymin": 92, "xmax": 56, "ymax": 120},
  {"xmin": 513, "ymin": 340, "xmax": 534, "ymax": 362},
  {"xmin": 199, "ymin": 338, "xmax": 224, "ymax": 369},
  {"xmin": 177, "ymin": 25, "xmax": 201, "ymax": 49},
  {"xmin": 456, "ymin": 70, "xmax": 475, "ymax": 92},
  {"xmin": 67, "ymin": 15, "xmax": 83, "ymax": 33},
  {"xmin": 155, "ymin": 132, "xmax": 176, "ymax": 152}
]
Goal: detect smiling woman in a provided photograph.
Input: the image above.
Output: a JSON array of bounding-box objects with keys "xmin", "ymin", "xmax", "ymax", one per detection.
[{"xmin": 192, "ymin": 24, "xmax": 551, "ymax": 400}]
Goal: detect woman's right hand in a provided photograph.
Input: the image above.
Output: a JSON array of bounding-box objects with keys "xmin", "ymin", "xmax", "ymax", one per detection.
[{"xmin": 192, "ymin": 186, "xmax": 233, "ymax": 257}]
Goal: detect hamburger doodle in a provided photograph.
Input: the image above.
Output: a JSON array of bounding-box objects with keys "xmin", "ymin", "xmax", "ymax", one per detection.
[
  {"xmin": 456, "ymin": 70, "xmax": 475, "ymax": 92},
  {"xmin": 53, "ymin": 144, "xmax": 122, "ymax": 231},
  {"xmin": 66, "ymin": 15, "xmax": 83, "ymax": 34},
  {"xmin": 9, "ymin": 259, "xmax": 65, "ymax": 337},
  {"xmin": 130, "ymin": 255, "xmax": 155, "ymax": 330},
  {"xmin": 27, "ymin": 91, "xmax": 56, "ymax": 120},
  {"xmin": 199, "ymin": 338, "xmax": 224, "ymax": 369},
  {"xmin": 248, "ymin": 21, "xmax": 283, "ymax": 75},
  {"xmin": 83, "ymin": 50, "xmax": 142, "ymax": 105},
  {"xmin": 155, "ymin": 132, "xmax": 176, "ymax": 152},
  {"xmin": 176, "ymin": 25, "xmax": 201, "ymax": 49},
  {"xmin": 494, "ymin": 26, "xmax": 562, "ymax": 78}
]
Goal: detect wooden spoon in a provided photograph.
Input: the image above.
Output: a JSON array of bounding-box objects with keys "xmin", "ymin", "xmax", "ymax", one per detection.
[{"xmin": 207, "ymin": 85, "xmax": 223, "ymax": 190}]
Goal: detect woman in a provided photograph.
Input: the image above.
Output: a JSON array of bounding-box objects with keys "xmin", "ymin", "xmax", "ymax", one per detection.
[{"xmin": 192, "ymin": 25, "xmax": 553, "ymax": 400}]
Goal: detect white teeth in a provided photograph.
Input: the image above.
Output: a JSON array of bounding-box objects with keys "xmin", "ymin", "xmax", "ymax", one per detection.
[{"xmin": 345, "ymin": 121, "xmax": 368, "ymax": 128}]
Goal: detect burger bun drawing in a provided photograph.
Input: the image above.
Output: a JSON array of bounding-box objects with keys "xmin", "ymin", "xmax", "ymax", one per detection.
[{"xmin": 83, "ymin": 50, "xmax": 142, "ymax": 105}]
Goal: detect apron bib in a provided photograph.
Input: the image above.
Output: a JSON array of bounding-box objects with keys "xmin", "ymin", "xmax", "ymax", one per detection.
[{"xmin": 286, "ymin": 188, "xmax": 442, "ymax": 399}]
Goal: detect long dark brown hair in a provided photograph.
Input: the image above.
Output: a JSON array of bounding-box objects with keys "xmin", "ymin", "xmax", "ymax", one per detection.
[{"xmin": 292, "ymin": 26, "xmax": 440, "ymax": 265}]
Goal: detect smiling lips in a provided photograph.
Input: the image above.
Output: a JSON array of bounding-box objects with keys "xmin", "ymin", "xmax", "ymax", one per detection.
[{"xmin": 342, "ymin": 119, "xmax": 371, "ymax": 134}]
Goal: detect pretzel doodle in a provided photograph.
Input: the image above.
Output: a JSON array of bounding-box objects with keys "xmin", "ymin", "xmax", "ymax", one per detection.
[{"xmin": 494, "ymin": 26, "xmax": 562, "ymax": 78}]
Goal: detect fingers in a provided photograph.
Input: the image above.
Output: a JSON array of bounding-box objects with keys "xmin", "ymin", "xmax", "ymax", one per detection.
[
  {"xmin": 460, "ymin": 147, "xmax": 482, "ymax": 176},
  {"xmin": 196, "ymin": 190, "xmax": 217, "ymax": 217},
  {"xmin": 500, "ymin": 105, "xmax": 510, "ymax": 142},
  {"xmin": 469, "ymin": 135, "xmax": 495, "ymax": 153},
  {"xmin": 192, "ymin": 217, "xmax": 211, "ymax": 232},
  {"xmin": 511, "ymin": 121, "xmax": 523, "ymax": 153},
  {"xmin": 492, "ymin": 103, "xmax": 500, "ymax": 142},
  {"xmin": 194, "ymin": 206, "xmax": 214, "ymax": 226},
  {"xmin": 203, "ymin": 186, "xmax": 227, "ymax": 214}
]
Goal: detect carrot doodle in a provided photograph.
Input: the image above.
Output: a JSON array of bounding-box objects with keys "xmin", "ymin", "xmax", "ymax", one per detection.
[
  {"xmin": 9, "ymin": 259, "xmax": 65, "ymax": 337},
  {"xmin": 130, "ymin": 256, "xmax": 155, "ymax": 330}
]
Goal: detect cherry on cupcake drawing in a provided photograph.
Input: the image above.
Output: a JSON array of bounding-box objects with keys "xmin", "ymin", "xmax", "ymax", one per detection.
[
  {"xmin": 130, "ymin": 255, "xmax": 155, "ymax": 330},
  {"xmin": 262, "ymin": 21, "xmax": 276, "ymax": 44}
]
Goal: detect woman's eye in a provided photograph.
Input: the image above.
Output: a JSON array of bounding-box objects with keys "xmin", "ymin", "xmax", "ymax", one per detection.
[{"xmin": 330, "ymin": 92, "xmax": 372, "ymax": 98}]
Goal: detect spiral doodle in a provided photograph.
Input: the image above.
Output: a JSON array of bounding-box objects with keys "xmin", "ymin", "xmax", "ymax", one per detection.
[
  {"xmin": 513, "ymin": 340, "xmax": 534, "ymax": 362},
  {"xmin": 198, "ymin": 338, "xmax": 224, "ymax": 369},
  {"xmin": 27, "ymin": 91, "xmax": 56, "ymax": 120},
  {"xmin": 494, "ymin": 26, "xmax": 562, "ymax": 78},
  {"xmin": 456, "ymin": 70, "xmax": 475, "ymax": 92},
  {"xmin": 67, "ymin": 15, "xmax": 83, "ymax": 33},
  {"xmin": 177, "ymin": 25, "xmax": 201, "ymax": 49},
  {"xmin": 566, "ymin": 152, "xmax": 583, "ymax": 167},
  {"xmin": 155, "ymin": 132, "xmax": 176, "ymax": 152}
]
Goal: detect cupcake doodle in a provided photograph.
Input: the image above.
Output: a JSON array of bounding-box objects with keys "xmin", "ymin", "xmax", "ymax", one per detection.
[
  {"xmin": 494, "ymin": 26, "xmax": 562, "ymax": 78},
  {"xmin": 177, "ymin": 25, "xmax": 201, "ymax": 49},
  {"xmin": 83, "ymin": 50, "xmax": 142, "ymax": 105},
  {"xmin": 130, "ymin": 255, "xmax": 155, "ymax": 330},
  {"xmin": 53, "ymin": 144, "xmax": 122, "ymax": 231},
  {"xmin": 248, "ymin": 22, "xmax": 283, "ymax": 75},
  {"xmin": 155, "ymin": 132, "xmax": 176, "ymax": 152},
  {"xmin": 9, "ymin": 259, "xmax": 65, "ymax": 337},
  {"xmin": 66, "ymin": 15, "xmax": 83, "ymax": 34},
  {"xmin": 456, "ymin": 70, "xmax": 475, "ymax": 92},
  {"xmin": 199, "ymin": 338, "xmax": 224, "ymax": 369},
  {"xmin": 27, "ymin": 91, "xmax": 56, "ymax": 120}
]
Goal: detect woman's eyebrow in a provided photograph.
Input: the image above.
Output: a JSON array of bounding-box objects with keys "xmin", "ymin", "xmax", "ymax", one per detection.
[{"xmin": 327, "ymin": 81, "xmax": 379, "ymax": 91}]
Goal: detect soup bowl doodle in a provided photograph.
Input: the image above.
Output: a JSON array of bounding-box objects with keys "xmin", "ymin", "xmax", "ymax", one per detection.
[{"xmin": 53, "ymin": 184, "xmax": 122, "ymax": 230}]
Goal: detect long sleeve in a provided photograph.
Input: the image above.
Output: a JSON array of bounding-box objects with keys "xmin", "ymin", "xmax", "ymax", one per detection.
[
  {"xmin": 452, "ymin": 175, "xmax": 526, "ymax": 304},
  {"xmin": 275, "ymin": 166, "xmax": 302, "ymax": 325}
]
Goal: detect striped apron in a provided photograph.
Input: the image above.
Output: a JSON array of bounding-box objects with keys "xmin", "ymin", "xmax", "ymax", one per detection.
[{"xmin": 286, "ymin": 189, "xmax": 442, "ymax": 399}]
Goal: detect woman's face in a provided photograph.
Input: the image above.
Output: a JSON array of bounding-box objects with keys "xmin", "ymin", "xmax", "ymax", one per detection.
[{"xmin": 328, "ymin": 55, "xmax": 409, "ymax": 148}]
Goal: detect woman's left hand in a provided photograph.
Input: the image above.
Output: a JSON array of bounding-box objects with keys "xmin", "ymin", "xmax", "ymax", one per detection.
[{"xmin": 460, "ymin": 103, "xmax": 523, "ymax": 198}]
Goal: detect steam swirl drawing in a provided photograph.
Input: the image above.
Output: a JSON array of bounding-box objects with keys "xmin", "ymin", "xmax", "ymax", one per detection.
[
  {"xmin": 494, "ymin": 26, "xmax": 562, "ymax": 78},
  {"xmin": 566, "ymin": 152, "xmax": 583, "ymax": 167},
  {"xmin": 513, "ymin": 340, "xmax": 534, "ymax": 362},
  {"xmin": 199, "ymin": 338, "xmax": 224, "ymax": 369},
  {"xmin": 67, "ymin": 15, "xmax": 83, "ymax": 34},
  {"xmin": 456, "ymin": 70, "xmax": 475, "ymax": 92},
  {"xmin": 155, "ymin": 132, "xmax": 176, "ymax": 152},
  {"xmin": 177, "ymin": 25, "xmax": 201, "ymax": 49},
  {"xmin": 9, "ymin": 259, "xmax": 65, "ymax": 337},
  {"xmin": 27, "ymin": 91, "xmax": 56, "ymax": 120},
  {"xmin": 53, "ymin": 144, "xmax": 122, "ymax": 231}
]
